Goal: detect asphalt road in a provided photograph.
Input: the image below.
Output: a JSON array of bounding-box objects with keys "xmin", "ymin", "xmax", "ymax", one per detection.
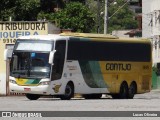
[{"xmin": 0, "ymin": 90, "xmax": 160, "ymax": 120}]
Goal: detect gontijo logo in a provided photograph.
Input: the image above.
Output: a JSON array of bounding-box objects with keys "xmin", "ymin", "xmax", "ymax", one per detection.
[{"xmin": 106, "ymin": 63, "xmax": 131, "ymax": 71}]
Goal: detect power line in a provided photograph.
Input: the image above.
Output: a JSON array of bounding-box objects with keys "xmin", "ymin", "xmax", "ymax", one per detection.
[{"xmin": 109, "ymin": 0, "xmax": 130, "ymax": 20}]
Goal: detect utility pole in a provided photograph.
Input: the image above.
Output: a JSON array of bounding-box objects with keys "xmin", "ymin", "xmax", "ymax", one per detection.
[
  {"xmin": 104, "ymin": 0, "xmax": 108, "ymax": 34},
  {"xmin": 97, "ymin": 0, "xmax": 100, "ymax": 33}
]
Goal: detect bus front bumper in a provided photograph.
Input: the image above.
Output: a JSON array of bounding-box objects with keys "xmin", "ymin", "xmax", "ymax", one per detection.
[{"xmin": 9, "ymin": 83, "xmax": 50, "ymax": 95}]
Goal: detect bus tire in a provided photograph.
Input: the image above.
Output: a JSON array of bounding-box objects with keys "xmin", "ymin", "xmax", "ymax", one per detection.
[
  {"xmin": 60, "ymin": 83, "xmax": 74, "ymax": 100},
  {"xmin": 119, "ymin": 82, "xmax": 128, "ymax": 99},
  {"xmin": 127, "ymin": 82, "xmax": 137, "ymax": 99},
  {"xmin": 83, "ymin": 94, "xmax": 102, "ymax": 99},
  {"xmin": 25, "ymin": 94, "xmax": 40, "ymax": 100}
]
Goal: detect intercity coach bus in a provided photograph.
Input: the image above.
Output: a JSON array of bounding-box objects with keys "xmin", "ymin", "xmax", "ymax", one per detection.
[{"xmin": 7, "ymin": 33, "xmax": 152, "ymax": 100}]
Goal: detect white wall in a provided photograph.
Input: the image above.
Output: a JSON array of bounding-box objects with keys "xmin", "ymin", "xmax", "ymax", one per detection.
[
  {"xmin": 0, "ymin": 73, "xmax": 6, "ymax": 95},
  {"xmin": 112, "ymin": 30, "xmax": 130, "ymax": 37},
  {"xmin": 142, "ymin": 0, "xmax": 152, "ymax": 38},
  {"xmin": 142, "ymin": 0, "xmax": 160, "ymax": 65}
]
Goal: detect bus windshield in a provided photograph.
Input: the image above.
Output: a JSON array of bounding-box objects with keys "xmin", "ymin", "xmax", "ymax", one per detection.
[
  {"xmin": 10, "ymin": 39, "xmax": 54, "ymax": 79},
  {"xmin": 10, "ymin": 52, "xmax": 51, "ymax": 79}
]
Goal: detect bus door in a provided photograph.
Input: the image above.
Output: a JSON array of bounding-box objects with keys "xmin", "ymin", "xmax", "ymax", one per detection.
[{"xmin": 51, "ymin": 40, "xmax": 66, "ymax": 80}]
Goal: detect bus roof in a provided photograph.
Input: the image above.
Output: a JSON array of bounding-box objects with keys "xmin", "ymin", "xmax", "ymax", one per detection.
[
  {"xmin": 60, "ymin": 32, "xmax": 117, "ymax": 39},
  {"xmin": 17, "ymin": 33, "xmax": 150, "ymax": 44},
  {"xmin": 60, "ymin": 32, "xmax": 150, "ymax": 43},
  {"xmin": 18, "ymin": 34, "xmax": 65, "ymax": 41}
]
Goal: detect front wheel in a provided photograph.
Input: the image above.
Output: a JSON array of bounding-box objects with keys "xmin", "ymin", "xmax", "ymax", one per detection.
[
  {"xmin": 60, "ymin": 83, "xmax": 74, "ymax": 100},
  {"xmin": 25, "ymin": 94, "xmax": 40, "ymax": 100}
]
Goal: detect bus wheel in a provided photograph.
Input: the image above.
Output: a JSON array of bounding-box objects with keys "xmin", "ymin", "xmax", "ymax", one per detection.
[
  {"xmin": 60, "ymin": 83, "xmax": 74, "ymax": 100},
  {"xmin": 119, "ymin": 82, "xmax": 128, "ymax": 99},
  {"xmin": 83, "ymin": 94, "xmax": 102, "ymax": 99},
  {"xmin": 25, "ymin": 94, "xmax": 40, "ymax": 100},
  {"xmin": 128, "ymin": 82, "xmax": 137, "ymax": 99}
]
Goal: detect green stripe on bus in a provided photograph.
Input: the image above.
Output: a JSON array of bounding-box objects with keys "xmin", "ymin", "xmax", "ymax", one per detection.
[
  {"xmin": 25, "ymin": 79, "xmax": 40, "ymax": 85},
  {"xmin": 79, "ymin": 61, "xmax": 107, "ymax": 88}
]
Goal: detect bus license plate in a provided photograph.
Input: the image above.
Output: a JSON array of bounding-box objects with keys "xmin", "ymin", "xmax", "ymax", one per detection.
[{"xmin": 24, "ymin": 88, "xmax": 31, "ymax": 91}]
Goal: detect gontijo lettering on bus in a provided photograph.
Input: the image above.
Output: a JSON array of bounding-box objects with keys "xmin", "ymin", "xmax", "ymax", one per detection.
[
  {"xmin": 0, "ymin": 22, "xmax": 46, "ymax": 43},
  {"xmin": 106, "ymin": 63, "xmax": 131, "ymax": 71}
]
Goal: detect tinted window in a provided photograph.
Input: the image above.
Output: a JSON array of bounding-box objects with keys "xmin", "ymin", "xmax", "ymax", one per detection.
[
  {"xmin": 67, "ymin": 39, "xmax": 151, "ymax": 62},
  {"xmin": 51, "ymin": 40, "xmax": 66, "ymax": 80}
]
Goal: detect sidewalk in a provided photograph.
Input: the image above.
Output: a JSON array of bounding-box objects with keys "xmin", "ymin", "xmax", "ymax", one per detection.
[{"xmin": 151, "ymin": 89, "xmax": 160, "ymax": 92}]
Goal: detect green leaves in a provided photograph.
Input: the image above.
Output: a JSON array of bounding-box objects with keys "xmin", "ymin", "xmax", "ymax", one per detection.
[
  {"xmin": 0, "ymin": 0, "xmax": 40, "ymax": 21},
  {"xmin": 0, "ymin": 0, "xmax": 138, "ymax": 33},
  {"xmin": 52, "ymin": 2, "xmax": 95, "ymax": 33},
  {"xmin": 14, "ymin": 0, "xmax": 40, "ymax": 21},
  {"xmin": 108, "ymin": 0, "xmax": 138, "ymax": 33}
]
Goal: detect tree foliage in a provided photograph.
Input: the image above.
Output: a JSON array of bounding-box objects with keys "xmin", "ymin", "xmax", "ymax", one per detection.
[
  {"xmin": 108, "ymin": 0, "xmax": 138, "ymax": 33},
  {"xmin": 0, "ymin": 0, "xmax": 40, "ymax": 21},
  {"xmin": 40, "ymin": 0, "xmax": 65, "ymax": 12},
  {"xmin": 0, "ymin": 0, "xmax": 15, "ymax": 21},
  {"xmin": 0, "ymin": 0, "xmax": 138, "ymax": 33},
  {"xmin": 87, "ymin": 0, "xmax": 138, "ymax": 33},
  {"xmin": 15, "ymin": 0, "xmax": 40, "ymax": 21},
  {"xmin": 51, "ymin": 2, "xmax": 95, "ymax": 33}
]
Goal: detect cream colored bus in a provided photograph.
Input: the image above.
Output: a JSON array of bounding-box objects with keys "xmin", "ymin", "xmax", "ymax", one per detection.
[{"xmin": 8, "ymin": 33, "xmax": 152, "ymax": 100}]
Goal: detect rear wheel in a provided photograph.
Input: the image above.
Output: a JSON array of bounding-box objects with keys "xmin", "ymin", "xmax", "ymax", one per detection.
[
  {"xmin": 60, "ymin": 83, "xmax": 74, "ymax": 100},
  {"xmin": 83, "ymin": 94, "xmax": 102, "ymax": 99},
  {"xmin": 119, "ymin": 82, "xmax": 128, "ymax": 99},
  {"xmin": 25, "ymin": 94, "xmax": 40, "ymax": 100},
  {"xmin": 127, "ymin": 82, "xmax": 137, "ymax": 99}
]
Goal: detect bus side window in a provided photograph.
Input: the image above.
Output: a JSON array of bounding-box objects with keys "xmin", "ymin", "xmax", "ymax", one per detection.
[{"xmin": 51, "ymin": 40, "xmax": 66, "ymax": 80}]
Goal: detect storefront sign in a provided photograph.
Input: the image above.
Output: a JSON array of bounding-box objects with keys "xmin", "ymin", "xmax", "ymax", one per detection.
[{"xmin": 0, "ymin": 22, "xmax": 47, "ymax": 44}]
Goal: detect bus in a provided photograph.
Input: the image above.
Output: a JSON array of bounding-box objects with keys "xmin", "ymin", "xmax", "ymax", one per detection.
[{"xmin": 8, "ymin": 33, "xmax": 152, "ymax": 100}]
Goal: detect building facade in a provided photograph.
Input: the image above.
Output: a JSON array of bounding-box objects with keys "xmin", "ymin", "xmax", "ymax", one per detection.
[
  {"xmin": 142, "ymin": 0, "xmax": 160, "ymax": 65},
  {"xmin": 142, "ymin": 0, "xmax": 160, "ymax": 89}
]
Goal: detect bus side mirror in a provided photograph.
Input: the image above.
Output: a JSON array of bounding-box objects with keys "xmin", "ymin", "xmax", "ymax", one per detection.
[
  {"xmin": 4, "ymin": 49, "xmax": 13, "ymax": 61},
  {"xmin": 49, "ymin": 50, "xmax": 56, "ymax": 65}
]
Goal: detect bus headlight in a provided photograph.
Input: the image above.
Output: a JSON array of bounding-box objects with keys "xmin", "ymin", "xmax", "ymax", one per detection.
[
  {"xmin": 9, "ymin": 79, "xmax": 17, "ymax": 84},
  {"xmin": 39, "ymin": 81, "xmax": 50, "ymax": 85}
]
